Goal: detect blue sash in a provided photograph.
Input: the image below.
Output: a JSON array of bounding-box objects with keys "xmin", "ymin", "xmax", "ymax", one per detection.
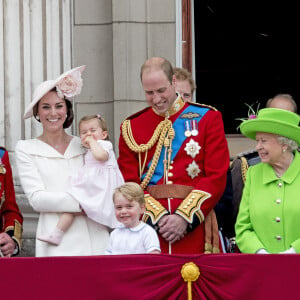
[{"xmin": 142, "ymin": 105, "xmax": 209, "ymax": 185}]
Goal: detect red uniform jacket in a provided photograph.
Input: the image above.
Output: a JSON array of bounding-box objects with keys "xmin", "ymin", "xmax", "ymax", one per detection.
[
  {"xmin": 0, "ymin": 147, "xmax": 23, "ymax": 254},
  {"xmin": 118, "ymin": 99, "xmax": 229, "ymax": 254}
]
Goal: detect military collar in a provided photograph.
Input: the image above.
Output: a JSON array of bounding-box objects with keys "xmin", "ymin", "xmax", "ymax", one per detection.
[{"xmin": 152, "ymin": 93, "xmax": 185, "ymax": 118}]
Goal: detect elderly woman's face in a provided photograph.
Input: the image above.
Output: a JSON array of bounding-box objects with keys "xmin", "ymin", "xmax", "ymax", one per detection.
[{"xmin": 255, "ymin": 132, "xmax": 284, "ymax": 165}]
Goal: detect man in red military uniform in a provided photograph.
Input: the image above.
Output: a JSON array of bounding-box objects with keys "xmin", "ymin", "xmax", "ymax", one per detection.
[
  {"xmin": 118, "ymin": 57, "xmax": 229, "ymax": 254},
  {"xmin": 0, "ymin": 147, "xmax": 23, "ymax": 256}
]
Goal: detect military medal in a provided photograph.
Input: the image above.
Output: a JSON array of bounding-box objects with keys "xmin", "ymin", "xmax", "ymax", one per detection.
[
  {"xmin": 184, "ymin": 120, "xmax": 192, "ymax": 137},
  {"xmin": 184, "ymin": 139, "xmax": 201, "ymax": 158},
  {"xmin": 191, "ymin": 120, "xmax": 198, "ymax": 136},
  {"xmin": 186, "ymin": 160, "xmax": 201, "ymax": 179}
]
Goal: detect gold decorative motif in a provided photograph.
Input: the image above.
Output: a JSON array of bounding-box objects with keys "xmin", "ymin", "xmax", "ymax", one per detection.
[
  {"xmin": 143, "ymin": 194, "xmax": 168, "ymax": 224},
  {"xmin": 122, "ymin": 118, "xmax": 174, "ymax": 190},
  {"xmin": 0, "ymin": 164, "xmax": 6, "ymax": 174},
  {"xmin": 176, "ymin": 190, "xmax": 211, "ymax": 223},
  {"xmin": 153, "ymin": 97, "xmax": 185, "ymax": 117},
  {"xmin": 181, "ymin": 262, "xmax": 200, "ymax": 300},
  {"xmin": 240, "ymin": 156, "xmax": 249, "ymax": 184},
  {"xmin": 184, "ymin": 139, "xmax": 201, "ymax": 158},
  {"xmin": 181, "ymin": 112, "xmax": 201, "ymax": 119},
  {"xmin": 186, "ymin": 161, "xmax": 201, "ymax": 179}
]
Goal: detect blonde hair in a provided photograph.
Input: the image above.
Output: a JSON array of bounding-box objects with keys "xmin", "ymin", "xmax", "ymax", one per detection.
[
  {"xmin": 78, "ymin": 114, "xmax": 109, "ymax": 140},
  {"xmin": 113, "ymin": 182, "xmax": 145, "ymax": 205}
]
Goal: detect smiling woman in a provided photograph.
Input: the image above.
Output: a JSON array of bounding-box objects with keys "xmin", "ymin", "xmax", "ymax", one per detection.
[
  {"xmin": 235, "ymin": 108, "xmax": 300, "ymax": 254},
  {"xmin": 14, "ymin": 66, "xmax": 111, "ymax": 257}
]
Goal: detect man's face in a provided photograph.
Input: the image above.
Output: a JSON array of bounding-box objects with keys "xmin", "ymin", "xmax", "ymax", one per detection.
[
  {"xmin": 176, "ymin": 79, "xmax": 193, "ymax": 102},
  {"xmin": 142, "ymin": 69, "xmax": 177, "ymax": 114}
]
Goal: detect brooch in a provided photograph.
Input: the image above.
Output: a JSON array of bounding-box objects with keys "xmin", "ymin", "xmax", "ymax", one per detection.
[
  {"xmin": 184, "ymin": 139, "xmax": 201, "ymax": 158},
  {"xmin": 186, "ymin": 161, "xmax": 201, "ymax": 179}
]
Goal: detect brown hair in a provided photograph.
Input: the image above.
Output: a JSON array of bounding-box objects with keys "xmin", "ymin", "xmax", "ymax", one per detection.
[
  {"xmin": 33, "ymin": 88, "xmax": 74, "ymax": 129},
  {"xmin": 173, "ymin": 67, "xmax": 197, "ymax": 96},
  {"xmin": 113, "ymin": 182, "xmax": 145, "ymax": 205},
  {"xmin": 78, "ymin": 114, "xmax": 109, "ymax": 140},
  {"xmin": 140, "ymin": 57, "xmax": 174, "ymax": 84}
]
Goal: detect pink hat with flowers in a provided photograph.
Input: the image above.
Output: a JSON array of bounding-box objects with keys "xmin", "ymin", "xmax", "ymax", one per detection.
[{"xmin": 24, "ymin": 65, "xmax": 86, "ymax": 119}]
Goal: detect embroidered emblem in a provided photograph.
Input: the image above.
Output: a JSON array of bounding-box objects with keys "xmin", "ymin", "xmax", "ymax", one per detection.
[
  {"xmin": 186, "ymin": 160, "xmax": 201, "ymax": 178},
  {"xmin": 0, "ymin": 164, "xmax": 6, "ymax": 174},
  {"xmin": 181, "ymin": 112, "xmax": 201, "ymax": 119},
  {"xmin": 184, "ymin": 139, "xmax": 201, "ymax": 158}
]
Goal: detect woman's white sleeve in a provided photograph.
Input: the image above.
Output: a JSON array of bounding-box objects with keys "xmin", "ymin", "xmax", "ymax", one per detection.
[{"xmin": 15, "ymin": 143, "xmax": 81, "ymax": 213}]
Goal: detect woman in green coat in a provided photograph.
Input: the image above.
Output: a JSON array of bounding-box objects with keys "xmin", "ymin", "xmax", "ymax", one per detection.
[{"xmin": 235, "ymin": 108, "xmax": 300, "ymax": 254}]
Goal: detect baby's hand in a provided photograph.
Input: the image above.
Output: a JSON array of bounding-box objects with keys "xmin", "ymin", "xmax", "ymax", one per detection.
[{"xmin": 83, "ymin": 136, "xmax": 94, "ymax": 147}]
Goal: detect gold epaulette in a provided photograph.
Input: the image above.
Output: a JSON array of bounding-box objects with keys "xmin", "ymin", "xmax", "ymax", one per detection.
[
  {"xmin": 143, "ymin": 194, "xmax": 168, "ymax": 225},
  {"xmin": 240, "ymin": 156, "xmax": 249, "ymax": 184},
  {"xmin": 188, "ymin": 102, "xmax": 218, "ymax": 111},
  {"xmin": 175, "ymin": 190, "xmax": 211, "ymax": 223}
]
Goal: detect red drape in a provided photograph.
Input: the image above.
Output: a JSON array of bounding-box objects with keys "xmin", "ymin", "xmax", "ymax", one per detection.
[{"xmin": 1, "ymin": 253, "xmax": 298, "ymax": 299}]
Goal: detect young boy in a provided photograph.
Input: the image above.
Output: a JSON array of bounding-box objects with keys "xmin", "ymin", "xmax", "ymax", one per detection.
[{"xmin": 106, "ymin": 182, "xmax": 161, "ymax": 254}]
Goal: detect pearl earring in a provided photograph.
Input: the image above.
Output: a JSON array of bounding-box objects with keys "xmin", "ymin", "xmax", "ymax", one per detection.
[
  {"xmin": 283, "ymin": 148, "xmax": 286, "ymax": 153},
  {"xmin": 36, "ymin": 115, "xmax": 40, "ymax": 121}
]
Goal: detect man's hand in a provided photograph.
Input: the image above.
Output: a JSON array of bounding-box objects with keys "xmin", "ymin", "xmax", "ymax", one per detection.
[
  {"xmin": 0, "ymin": 232, "xmax": 16, "ymax": 257},
  {"xmin": 158, "ymin": 214, "xmax": 188, "ymax": 244}
]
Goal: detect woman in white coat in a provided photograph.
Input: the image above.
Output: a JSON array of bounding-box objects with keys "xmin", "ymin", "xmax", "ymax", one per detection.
[{"xmin": 15, "ymin": 66, "xmax": 110, "ymax": 257}]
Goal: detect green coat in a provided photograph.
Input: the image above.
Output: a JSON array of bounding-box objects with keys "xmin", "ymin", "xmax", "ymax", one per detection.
[{"xmin": 235, "ymin": 151, "xmax": 300, "ymax": 253}]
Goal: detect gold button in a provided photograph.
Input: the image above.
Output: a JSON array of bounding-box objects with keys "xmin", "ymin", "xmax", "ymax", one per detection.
[
  {"xmin": 167, "ymin": 181, "xmax": 173, "ymax": 184},
  {"xmin": 276, "ymin": 199, "xmax": 281, "ymax": 204},
  {"xmin": 278, "ymin": 182, "xmax": 283, "ymax": 188},
  {"xmin": 169, "ymin": 165, "xmax": 173, "ymax": 170},
  {"xmin": 276, "ymin": 236, "xmax": 282, "ymax": 241},
  {"xmin": 168, "ymin": 172, "xmax": 173, "ymax": 177},
  {"xmin": 275, "ymin": 217, "xmax": 281, "ymax": 222}
]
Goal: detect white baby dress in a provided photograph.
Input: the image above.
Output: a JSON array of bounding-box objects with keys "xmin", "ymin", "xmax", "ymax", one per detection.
[{"xmin": 68, "ymin": 140, "xmax": 124, "ymax": 228}]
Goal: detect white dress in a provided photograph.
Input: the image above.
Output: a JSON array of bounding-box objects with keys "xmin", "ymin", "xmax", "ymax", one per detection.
[
  {"xmin": 68, "ymin": 140, "xmax": 124, "ymax": 228},
  {"xmin": 105, "ymin": 222, "xmax": 161, "ymax": 255},
  {"xmin": 15, "ymin": 137, "xmax": 110, "ymax": 257}
]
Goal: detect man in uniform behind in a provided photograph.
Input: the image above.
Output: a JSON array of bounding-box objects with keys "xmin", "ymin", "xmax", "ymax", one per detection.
[
  {"xmin": 118, "ymin": 57, "xmax": 230, "ymax": 254},
  {"xmin": 0, "ymin": 147, "xmax": 23, "ymax": 256}
]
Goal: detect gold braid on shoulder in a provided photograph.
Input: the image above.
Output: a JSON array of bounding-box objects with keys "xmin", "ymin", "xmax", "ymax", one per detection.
[
  {"xmin": 240, "ymin": 156, "xmax": 249, "ymax": 184},
  {"xmin": 122, "ymin": 118, "xmax": 174, "ymax": 190}
]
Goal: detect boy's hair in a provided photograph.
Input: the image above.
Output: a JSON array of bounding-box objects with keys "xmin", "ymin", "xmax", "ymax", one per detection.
[
  {"xmin": 113, "ymin": 182, "xmax": 145, "ymax": 205},
  {"xmin": 78, "ymin": 114, "xmax": 109, "ymax": 140}
]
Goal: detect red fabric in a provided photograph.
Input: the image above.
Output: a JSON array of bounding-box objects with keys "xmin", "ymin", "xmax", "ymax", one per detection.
[
  {"xmin": 118, "ymin": 103, "xmax": 229, "ymax": 254},
  {"xmin": 1, "ymin": 253, "xmax": 299, "ymax": 299},
  {"xmin": 0, "ymin": 149, "xmax": 23, "ymax": 232}
]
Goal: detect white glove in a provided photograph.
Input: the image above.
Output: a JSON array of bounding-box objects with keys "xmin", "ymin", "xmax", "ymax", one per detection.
[
  {"xmin": 256, "ymin": 249, "xmax": 269, "ymax": 254},
  {"xmin": 280, "ymin": 247, "xmax": 296, "ymax": 254}
]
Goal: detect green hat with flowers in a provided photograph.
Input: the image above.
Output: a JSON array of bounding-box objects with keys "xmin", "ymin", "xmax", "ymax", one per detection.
[{"xmin": 240, "ymin": 108, "xmax": 300, "ymax": 145}]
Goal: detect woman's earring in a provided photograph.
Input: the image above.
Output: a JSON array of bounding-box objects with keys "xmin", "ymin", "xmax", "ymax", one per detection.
[
  {"xmin": 36, "ymin": 115, "xmax": 40, "ymax": 121},
  {"xmin": 283, "ymin": 148, "xmax": 286, "ymax": 153}
]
